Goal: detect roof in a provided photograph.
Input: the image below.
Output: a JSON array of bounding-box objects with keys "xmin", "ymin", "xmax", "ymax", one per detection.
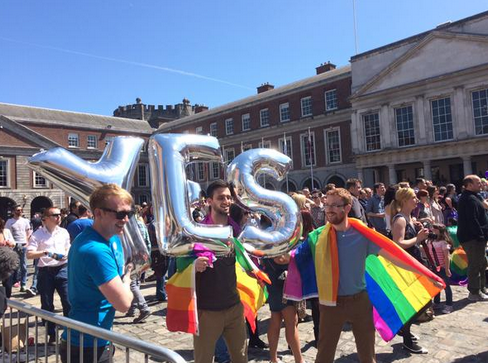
[
  {"xmin": 351, "ymin": 10, "xmax": 488, "ymax": 62},
  {"xmin": 158, "ymin": 65, "xmax": 351, "ymax": 131},
  {"xmin": 0, "ymin": 102, "xmax": 154, "ymax": 134}
]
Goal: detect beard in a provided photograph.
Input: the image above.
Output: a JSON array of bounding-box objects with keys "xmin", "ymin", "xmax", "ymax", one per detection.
[{"xmin": 326, "ymin": 211, "xmax": 346, "ymax": 225}]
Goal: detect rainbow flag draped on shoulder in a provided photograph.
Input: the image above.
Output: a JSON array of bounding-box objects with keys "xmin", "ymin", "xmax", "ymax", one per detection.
[
  {"xmin": 166, "ymin": 242, "xmax": 269, "ymax": 335},
  {"xmin": 283, "ymin": 219, "xmax": 445, "ymax": 342}
]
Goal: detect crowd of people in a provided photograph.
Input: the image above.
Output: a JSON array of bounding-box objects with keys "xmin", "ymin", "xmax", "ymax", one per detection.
[{"xmin": 0, "ymin": 173, "xmax": 487, "ymax": 363}]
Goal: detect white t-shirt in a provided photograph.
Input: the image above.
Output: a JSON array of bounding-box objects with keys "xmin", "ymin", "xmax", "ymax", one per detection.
[
  {"xmin": 5, "ymin": 217, "xmax": 31, "ymax": 245},
  {"xmin": 1, "ymin": 228, "xmax": 14, "ymax": 245},
  {"xmin": 27, "ymin": 226, "xmax": 70, "ymax": 267}
]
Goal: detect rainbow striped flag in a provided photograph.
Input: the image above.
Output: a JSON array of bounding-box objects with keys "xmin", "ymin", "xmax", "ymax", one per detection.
[{"xmin": 450, "ymin": 247, "xmax": 468, "ymax": 285}]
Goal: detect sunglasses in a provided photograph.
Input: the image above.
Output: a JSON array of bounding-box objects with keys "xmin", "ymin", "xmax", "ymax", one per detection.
[
  {"xmin": 49, "ymin": 213, "xmax": 61, "ymax": 218},
  {"xmin": 101, "ymin": 207, "xmax": 135, "ymax": 220}
]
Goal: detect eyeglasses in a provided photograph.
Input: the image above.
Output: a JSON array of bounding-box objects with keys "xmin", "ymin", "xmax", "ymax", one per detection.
[
  {"xmin": 15, "ymin": 210, "xmax": 22, "ymax": 213},
  {"xmin": 324, "ymin": 204, "xmax": 347, "ymax": 209},
  {"xmin": 312, "ymin": 195, "xmax": 320, "ymax": 199},
  {"xmin": 49, "ymin": 213, "xmax": 61, "ymax": 218},
  {"xmin": 101, "ymin": 208, "xmax": 135, "ymax": 220}
]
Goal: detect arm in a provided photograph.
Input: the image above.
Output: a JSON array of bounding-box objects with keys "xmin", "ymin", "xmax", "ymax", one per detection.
[
  {"xmin": 98, "ymin": 269, "xmax": 133, "ymax": 313},
  {"xmin": 443, "ymin": 246, "xmax": 451, "ymax": 277},
  {"xmin": 391, "ymin": 217, "xmax": 428, "ymax": 249},
  {"xmin": 366, "ymin": 198, "xmax": 384, "ymax": 218}
]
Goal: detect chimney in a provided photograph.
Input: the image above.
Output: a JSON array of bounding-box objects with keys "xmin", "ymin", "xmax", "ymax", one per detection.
[
  {"xmin": 257, "ymin": 82, "xmax": 275, "ymax": 94},
  {"xmin": 316, "ymin": 61, "xmax": 336, "ymax": 75},
  {"xmin": 195, "ymin": 104, "xmax": 209, "ymax": 114}
]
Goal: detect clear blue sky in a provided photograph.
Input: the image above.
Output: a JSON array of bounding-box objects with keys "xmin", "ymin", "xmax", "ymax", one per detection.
[{"xmin": 1, "ymin": 1, "xmax": 487, "ymax": 116}]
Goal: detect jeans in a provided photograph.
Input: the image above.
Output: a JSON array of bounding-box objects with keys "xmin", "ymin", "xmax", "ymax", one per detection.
[
  {"xmin": 156, "ymin": 275, "xmax": 167, "ymax": 300},
  {"xmin": 215, "ymin": 336, "xmax": 230, "ymax": 363},
  {"xmin": 38, "ymin": 265, "xmax": 71, "ymax": 336},
  {"xmin": 31, "ymin": 258, "xmax": 39, "ymax": 292},
  {"xmin": 433, "ymin": 268, "xmax": 453, "ymax": 305},
  {"xmin": 13, "ymin": 245, "xmax": 27, "ymax": 286},
  {"xmin": 129, "ymin": 278, "xmax": 149, "ymax": 312},
  {"xmin": 462, "ymin": 239, "xmax": 488, "ymax": 294}
]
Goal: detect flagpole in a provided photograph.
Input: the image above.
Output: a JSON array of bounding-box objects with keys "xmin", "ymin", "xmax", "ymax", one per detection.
[
  {"xmin": 308, "ymin": 127, "xmax": 314, "ymax": 190},
  {"xmin": 284, "ymin": 132, "xmax": 289, "ymax": 193}
]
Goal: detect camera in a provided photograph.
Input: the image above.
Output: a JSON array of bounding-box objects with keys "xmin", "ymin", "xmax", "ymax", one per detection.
[{"xmin": 427, "ymin": 232, "xmax": 438, "ymax": 240}]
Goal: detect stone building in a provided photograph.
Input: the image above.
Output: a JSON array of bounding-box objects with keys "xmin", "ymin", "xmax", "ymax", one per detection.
[
  {"xmin": 350, "ymin": 11, "xmax": 488, "ymax": 186},
  {"xmin": 157, "ymin": 62, "xmax": 356, "ymax": 192},
  {"xmin": 0, "ymin": 103, "xmax": 154, "ymax": 221}
]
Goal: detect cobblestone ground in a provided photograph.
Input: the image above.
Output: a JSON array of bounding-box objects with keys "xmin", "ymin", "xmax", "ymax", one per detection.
[{"xmin": 4, "ymin": 268, "xmax": 488, "ymax": 363}]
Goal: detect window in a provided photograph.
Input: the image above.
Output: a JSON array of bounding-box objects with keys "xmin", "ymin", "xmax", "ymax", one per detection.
[
  {"xmin": 197, "ymin": 163, "xmax": 206, "ymax": 181},
  {"xmin": 242, "ymin": 144, "xmax": 252, "ymax": 151},
  {"xmin": 210, "ymin": 123, "xmax": 218, "ymax": 137},
  {"xmin": 139, "ymin": 194, "xmax": 149, "ymax": 205},
  {"xmin": 68, "ymin": 133, "xmax": 79, "ymax": 148},
  {"xmin": 472, "ymin": 89, "xmax": 488, "ymax": 135},
  {"xmin": 431, "ymin": 97, "xmax": 453, "ymax": 141},
  {"xmin": 211, "ymin": 162, "xmax": 220, "ymax": 179},
  {"xmin": 0, "ymin": 159, "xmax": 9, "ymax": 187},
  {"xmin": 363, "ymin": 113, "xmax": 381, "ymax": 151},
  {"xmin": 395, "ymin": 106, "xmax": 415, "ymax": 146},
  {"xmin": 325, "ymin": 128, "xmax": 341, "ymax": 163},
  {"xmin": 280, "ymin": 103, "xmax": 290, "ymax": 122},
  {"xmin": 87, "ymin": 135, "xmax": 97, "ymax": 149},
  {"xmin": 33, "ymin": 172, "xmax": 48, "ymax": 188},
  {"xmin": 137, "ymin": 164, "xmax": 149, "ymax": 187},
  {"xmin": 225, "ymin": 148, "xmax": 235, "ymax": 163},
  {"xmin": 260, "ymin": 109, "xmax": 270, "ymax": 127},
  {"xmin": 325, "ymin": 89, "xmax": 338, "ymax": 111},
  {"xmin": 241, "ymin": 114, "xmax": 251, "ymax": 131},
  {"xmin": 258, "ymin": 140, "xmax": 271, "ymax": 148},
  {"xmin": 195, "ymin": 126, "xmax": 203, "ymax": 135},
  {"xmin": 300, "ymin": 132, "xmax": 316, "ymax": 167},
  {"xmin": 301, "ymin": 96, "xmax": 312, "ymax": 117},
  {"xmin": 279, "ymin": 137, "xmax": 293, "ymax": 167},
  {"xmin": 225, "ymin": 118, "xmax": 234, "ymax": 135}
]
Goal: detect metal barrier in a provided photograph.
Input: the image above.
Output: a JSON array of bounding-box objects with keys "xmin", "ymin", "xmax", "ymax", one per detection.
[{"xmin": 1, "ymin": 299, "xmax": 186, "ymax": 363}]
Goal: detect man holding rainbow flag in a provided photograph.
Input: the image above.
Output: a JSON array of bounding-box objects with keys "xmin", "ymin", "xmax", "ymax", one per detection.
[{"xmin": 284, "ymin": 188, "xmax": 445, "ymax": 363}]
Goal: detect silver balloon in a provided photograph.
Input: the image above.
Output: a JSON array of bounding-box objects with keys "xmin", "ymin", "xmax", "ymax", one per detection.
[
  {"xmin": 187, "ymin": 180, "xmax": 202, "ymax": 205},
  {"xmin": 148, "ymin": 133, "xmax": 232, "ymax": 256},
  {"xmin": 28, "ymin": 136, "xmax": 150, "ymax": 273},
  {"xmin": 227, "ymin": 148, "xmax": 302, "ymax": 257}
]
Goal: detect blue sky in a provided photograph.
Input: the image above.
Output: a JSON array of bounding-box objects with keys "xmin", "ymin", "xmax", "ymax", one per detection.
[{"xmin": 1, "ymin": 1, "xmax": 487, "ymax": 116}]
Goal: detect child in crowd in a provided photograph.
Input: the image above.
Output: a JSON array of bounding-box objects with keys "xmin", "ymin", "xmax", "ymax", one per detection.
[{"xmin": 428, "ymin": 224, "xmax": 454, "ymax": 314}]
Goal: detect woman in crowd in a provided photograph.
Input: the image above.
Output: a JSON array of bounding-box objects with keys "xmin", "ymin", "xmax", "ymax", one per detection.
[
  {"xmin": 427, "ymin": 185, "xmax": 444, "ymax": 225},
  {"xmin": 389, "ymin": 188, "xmax": 430, "ymax": 354},
  {"xmin": 291, "ymin": 194, "xmax": 314, "ymax": 239},
  {"xmin": 0, "ymin": 217, "xmax": 16, "ymax": 298},
  {"xmin": 413, "ymin": 189, "xmax": 433, "ymax": 221}
]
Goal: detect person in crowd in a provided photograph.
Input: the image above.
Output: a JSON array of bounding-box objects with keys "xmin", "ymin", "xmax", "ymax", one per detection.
[
  {"xmin": 67, "ymin": 204, "xmax": 93, "ymax": 242},
  {"xmin": 25, "ymin": 210, "xmax": 45, "ymax": 297},
  {"xmin": 0, "ymin": 217, "xmax": 17, "ymax": 298},
  {"xmin": 322, "ymin": 183, "xmax": 336, "ymax": 195},
  {"xmin": 363, "ymin": 187, "xmax": 372, "ymax": 199},
  {"xmin": 310, "ymin": 190, "xmax": 326, "ymax": 227},
  {"xmin": 191, "ymin": 180, "xmax": 247, "ymax": 363},
  {"xmin": 263, "ymin": 254, "xmax": 305, "ymax": 363},
  {"xmin": 428, "ymin": 224, "xmax": 454, "ymax": 314},
  {"xmin": 26, "ymin": 207, "xmax": 71, "ymax": 343},
  {"xmin": 480, "ymin": 178, "xmax": 488, "ymax": 200},
  {"xmin": 60, "ymin": 184, "xmax": 133, "ymax": 363},
  {"xmin": 446, "ymin": 183, "xmax": 459, "ymax": 209},
  {"xmin": 6, "ymin": 205, "xmax": 32, "ymax": 291},
  {"xmin": 358, "ymin": 189, "xmax": 369, "ymax": 211},
  {"xmin": 457, "ymin": 175, "xmax": 488, "ymax": 301},
  {"xmin": 414, "ymin": 178, "xmax": 427, "ymax": 193},
  {"xmin": 292, "ymin": 194, "xmax": 315, "ymax": 239},
  {"xmin": 0, "ymin": 245, "xmax": 19, "ymax": 318},
  {"xmin": 60, "ymin": 200, "xmax": 80, "ymax": 228},
  {"xmin": 413, "ymin": 189, "xmax": 433, "ymax": 221},
  {"xmin": 302, "ymin": 187, "xmax": 311, "ymax": 200},
  {"xmin": 427, "ymin": 186, "xmax": 444, "ymax": 225},
  {"xmin": 346, "ymin": 178, "xmax": 367, "ymax": 224},
  {"xmin": 366, "ymin": 183, "xmax": 388, "ymax": 235},
  {"xmin": 389, "ymin": 187, "xmax": 430, "ymax": 353},
  {"xmin": 383, "ymin": 185, "xmax": 398, "ymax": 234}
]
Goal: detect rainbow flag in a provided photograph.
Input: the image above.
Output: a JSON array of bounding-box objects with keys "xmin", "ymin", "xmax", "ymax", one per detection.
[
  {"xmin": 450, "ymin": 247, "xmax": 468, "ymax": 285},
  {"xmin": 284, "ymin": 219, "xmax": 444, "ymax": 342}
]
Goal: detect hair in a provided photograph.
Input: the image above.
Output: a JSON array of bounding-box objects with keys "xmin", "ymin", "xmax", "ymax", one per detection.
[
  {"xmin": 14, "ymin": 205, "xmax": 22, "ymax": 210},
  {"xmin": 0, "ymin": 217, "xmax": 4, "ymax": 232},
  {"xmin": 388, "ymin": 187, "xmax": 416, "ymax": 224},
  {"xmin": 398, "ymin": 182, "xmax": 410, "ymax": 188},
  {"xmin": 322, "ymin": 183, "xmax": 336, "ymax": 194},
  {"xmin": 42, "ymin": 207, "xmax": 58, "ymax": 219},
  {"xmin": 69, "ymin": 200, "xmax": 79, "ymax": 212},
  {"xmin": 311, "ymin": 189, "xmax": 322, "ymax": 196},
  {"xmin": 439, "ymin": 186, "xmax": 447, "ymax": 196},
  {"xmin": 432, "ymin": 223, "xmax": 453, "ymax": 247},
  {"xmin": 345, "ymin": 178, "xmax": 361, "ymax": 190},
  {"xmin": 427, "ymin": 185, "xmax": 438, "ymax": 199},
  {"xmin": 417, "ymin": 189, "xmax": 429, "ymax": 198},
  {"xmin": 89, "ymin": 183, "xmax": 133, "ymax": 212},
  {"xmin": 292, "ymin": 193, "xmax": 308, "ymax": 209},
  {"xmin": 463, "ymin": 175, "xmax": 479, "ymax": 188},
  {"xmin": 229, "ymin": 204, "xmax": 245, "ymax": 225},
  {"xmin": 446, "ymin": 183, "xmax": 456, "ymax": 194},
  {"xmin": 60, "ymin": 208, "xmax": 68, "ymax": 216},
  {"xmin": 206, "ymin": 180, "xmax": 230, "ymax": 199},
  {"xmin": 415, "ymin": 178, "xmax": 426, "ymax": 185},
  {"xmin": 384, "ymin": 185, "xmax": 398, "ymax": 207},
  {"xmin": 326, "ymin": 188, "xmax": 352, "ymax": 205},
  {"xmin": 0, "ymin": 246, "xmax": 20, "ymax": 281},
  {"xmin": 373, "ymin": 183, "xmax": 384, "ymax": 194},
  {"xmin": 77, "ymin": 205, "xmax": 88, "ymax": 216}
]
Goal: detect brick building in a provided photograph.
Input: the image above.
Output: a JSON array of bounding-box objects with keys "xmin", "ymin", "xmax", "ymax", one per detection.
[{"xmin": 157, "ymin": 62, "xmax": 356, "ymax": 192}]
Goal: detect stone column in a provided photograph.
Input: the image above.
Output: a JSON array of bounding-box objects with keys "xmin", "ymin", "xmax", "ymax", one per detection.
[
  {"xmin": 416, "ymin": 95, "xmax": 426, "ymax": 143},
  {"xmin": 388, "ymin": 164, "xmax": 397, "ymax": 185},
  {"xmin": 380, "ymin": 104, "xmax": 392, "ymax": 148},
  {"xmin": 423, "ymin": 160, "xmax": 432, "ymax": 180},
  {"xmin": 462, "ymin": 156, "xmax": 472, "ymax": 175},
  {"xmin": 357, "ymin": 168, "xmax": 364, "ymax": 182}
]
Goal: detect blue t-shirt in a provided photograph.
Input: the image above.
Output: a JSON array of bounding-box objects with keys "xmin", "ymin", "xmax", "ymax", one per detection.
[
  {"xmin": 66, "ymin": 218, "xmax": 94, "ymax": 242},
  {"xmin": 62, "ymin": 227, "xmax": 124, "ymax": 347},
  {"xmin": 336, "ymin": 227, "xmax": 381, "ymax": 296}
]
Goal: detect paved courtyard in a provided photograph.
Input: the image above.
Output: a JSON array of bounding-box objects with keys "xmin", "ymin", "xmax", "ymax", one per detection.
[{"xmin": 4, "ymin": 270, "xmax": 488, "ymax": 363}]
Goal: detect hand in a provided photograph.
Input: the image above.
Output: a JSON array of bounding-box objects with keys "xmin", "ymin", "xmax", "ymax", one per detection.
[
  {"xmin": 416, "ymin": 228, "xmax": 429, "ymax": 242},
  {"xmin": 7, "ymin": 240, "xmax": 15, "ymax": 248},
  {"xmin": 429, "ymin": 277, "xmax": 444, "ymax": 289},
  {"xmin": 195, "ymin": 257, "xmax": 210, "ymax": 273},
  {"xmin": 123, "ymin": 263, "xmax": 134, "ymax": 283},
  {"xmin": 446, "ymin": 269, "xmax": 452, "ymax": 277}
]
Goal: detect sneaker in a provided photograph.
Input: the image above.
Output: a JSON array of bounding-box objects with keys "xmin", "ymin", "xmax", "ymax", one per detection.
[
  {"xmin": 25, "ymin": 288, "xmax": 37, "ymax": 297},
  {"xmin": 442, "ymin": 305, "xmax": 453, "ymax": 314},
  {"xmin": 125, "ymin": 309, "xmax": 136, "ymax": 318},
  {"xmin": 402, "ymin": 342, "xmax": 428, "ymax": 354},
  {"xmin": 20, "ymin": 285, "xmax": 26, "ymax": 292},
  {"xmin": 432, "ymin": 303, "xmax": 442, "ymax": 310},
  {"xmin": 249, "ymin": 338, "xmax": 269, "ymax": 349},
  {"xmin": 133, "ymin": 310, "xmax": 151, "ymax": 323},
  {"xmin": 13, "ymin": 282, "xmax": 20, "ymax": 288},
  {"xmin": 468, "ymin": 292, "xmax": 488, "ymax": 301},
  {"xmin": 48, "ymin": 335, "xmax": 56, "ymax": 345},
  {"xmin": 397, "ymin": 330, "xmax": 419, "ymax": 342}
]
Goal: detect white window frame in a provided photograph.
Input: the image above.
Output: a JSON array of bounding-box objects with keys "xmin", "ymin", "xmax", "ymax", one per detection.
[
  {"xmin": 138, "ymin": 194, "xmax": 150, "ymax": 205},
  {"xmin": 279, "ymin": 103, "xmax": 290, "ymax": 122},
  {"xmin": 0, "ymin": 158, "xmax": 10, "ymax": 188},
  {"xmin": 324, "ymin": 127, "xmax": 342, "ymax": 164},
  {"xmin": 195, "ymin": 126, "xmax": 203, "ymax": 135},
  {"xmin": 197, "ymin": 163, "xmax": 206, "ymax": 181},
  {"xmin": 300, "ymin": 132, "xmax": 316, "ymax": 167},
  {"xmin": 472, "ymin": 88, "xmax": 488, "ymax": 135},
  {"xmin": 395, "ymin": 105, "xmax": 416, "ymax": 147},
  {"xmin": 33, "ymin": 171, "xmax": 48, "ymax": 188},
  {"xmin": 68, "ymin": 133, "xmax": 79, "ymax": 148},
  {"xmin": 278, "ymin": 136, "xmax": 293, "ymax": 168},
  {"xmin": 210, "ymin": 122, "xmax": 218, "ymax": 137},
  {"xmin": 325, "ymin": 89, "xmax": 338, "ymax": 111},
  {"xmin": 225, "ymin": 118, "xmax": 234, "ymax": 135},
  {"xmin": 241, "ymin": 114, "xmax": 251, "ymax": 131},
  {"xmin": 363, "ymin": 113, "xmax": 381, "ymax": 152},
  {"xmin": 431, "ymin": 97, "xmax": 454, "ymax": 142},
  {"xmin": 211, "ymin": 162, "xmax": 220, "ymax": 179},
  {"xmin": 137, "ymin": 164, "xmax": 149, "ymax": 187},
  {"xmin": 260, "ymin": 108, "xmax": 270, "ymax": 127},
  {"xmin": 300, "ymin": 96, "xmax": 312, "ymax": 117},
  {"xmin": 87, "ymin": 135, "xmax": 97, "ymax": 149},
  {"xmin": 225, "ymin": 148, "xmax": 235, "ymax": 163},
  {"xmin": 258, "ymin": 140, "xmax": 271, "ymax": 148},
  {"xmin": 242, "ymin": 143, "xmax": 252, "ymax": 151}
]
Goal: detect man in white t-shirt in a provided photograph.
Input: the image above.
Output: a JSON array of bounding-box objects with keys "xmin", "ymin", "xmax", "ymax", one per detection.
[{"xmin": 5, "ymin": 205, "xmax": 32, "ymax": 291}]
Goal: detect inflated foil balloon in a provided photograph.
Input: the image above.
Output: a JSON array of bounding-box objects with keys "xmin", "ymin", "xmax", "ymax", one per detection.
[
  {"xmin": 28, "ymin": 136, "xmax": 150, "ymax": 274},
  {"xmin": 227, "ymin": 149, "xmax": 302, "ymax": 257},
  {"xmin": 149, "ymin": 134, "xmax": 232, "ymax": 256}
]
